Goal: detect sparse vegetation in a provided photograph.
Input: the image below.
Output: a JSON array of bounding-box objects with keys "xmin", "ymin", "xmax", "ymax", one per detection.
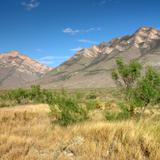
[
  {"xmin": 0, "ymin": 85, "xmax": 54, "ymax": 106},
  {"xmin": 0, "ymin": 104, "xmax": 160, "ymax": 160},
  {"xmin": 105, "ymin": 102, "xmax": 131, "ymax": 121},
  {"xmin": 0, "ymin": 86, "xmax": 94, "ymax": 126}
]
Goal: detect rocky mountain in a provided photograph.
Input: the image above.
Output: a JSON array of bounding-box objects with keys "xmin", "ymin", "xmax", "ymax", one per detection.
[
  {"xmin": 39, "ymin": 27, "xmax": 160, "ymax": 88},
  {"xmin": 0, "ymin": 51, "xmax": 52, "ymax": 89}
]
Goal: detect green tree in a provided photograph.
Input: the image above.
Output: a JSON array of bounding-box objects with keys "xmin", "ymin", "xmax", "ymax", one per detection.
[
  {"xmin": 132, "ymin": 67, "xmax": 160, "ymax": 108},
  {"xmin": 112, "ymin": 58, "xmax": 160, "ymax": 115},
  {"xmin": 112, "ymin": 58, "xmax": 142, "ymax": 90}
]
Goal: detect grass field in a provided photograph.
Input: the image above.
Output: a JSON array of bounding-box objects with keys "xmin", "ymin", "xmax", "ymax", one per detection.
[{"xmin": 0, "ymin": 104, "xmax": 160, "ymax": 160}]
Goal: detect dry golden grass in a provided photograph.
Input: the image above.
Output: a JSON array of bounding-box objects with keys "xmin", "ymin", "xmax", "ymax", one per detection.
[{"xmin": 0, "ymin": 104, "xmax": 160, "ymax": 160}]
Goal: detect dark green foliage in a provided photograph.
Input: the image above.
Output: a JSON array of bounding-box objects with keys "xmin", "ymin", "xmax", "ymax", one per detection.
[
  {"xmin": 4, "ymin": 88, "xmax": 30, "ymax": 104},
  {"xmin": 28, "ymin": 85, "xmax": 54, "ymax": 104},
  {"xmin": 29, "ymin": 85, "xmax": 41, "ymax": 102}
]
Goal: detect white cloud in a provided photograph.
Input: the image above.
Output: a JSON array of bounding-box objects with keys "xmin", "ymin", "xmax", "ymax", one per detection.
[
  {"xmin": 86, "ymin": 27, "xmax": 101, "ymax": 32},
  {"xmin": 70, "ymin": 47, "xmax": 83, "ymax": 52},
  {"xmin": 63, "ymin": 27, "xmax": 101, "ymax": 35},
  {"xmin": 37, "ymin": 56, "xmax": 69, "ymax": 65},
  {"xmin": 22, "ymin": 0, "xmax": 40, "ymax": 11},
  {"xmin": 78, "ymin": 39, "xmax": 97, "ymax": 44},
  {"xmin": 63, "ymin": 28, "xmax": 80, "ymax": 35}
]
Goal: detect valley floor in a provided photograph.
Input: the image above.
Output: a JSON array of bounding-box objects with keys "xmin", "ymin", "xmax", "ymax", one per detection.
[{"xmin": 0, "ymin": 104, "xmax": 160, "ymax": 160}]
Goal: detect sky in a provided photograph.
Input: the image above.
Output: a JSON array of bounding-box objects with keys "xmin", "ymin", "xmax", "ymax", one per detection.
[{"xmin": 0, "ymin": 0, "xmax": 160, "ymax": 67}]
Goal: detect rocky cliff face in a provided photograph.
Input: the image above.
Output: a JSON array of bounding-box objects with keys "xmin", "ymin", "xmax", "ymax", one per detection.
[
  {"xmin": 39, "ymin": 27, "xmax": 160, "ymax": 88},
  {"xmin": 0, "ymin": 51, "xmax": 52, "ymax": 89},
  {"xmin": 80, "ymin": 27, "xmax": 160, "ymax": 57}
]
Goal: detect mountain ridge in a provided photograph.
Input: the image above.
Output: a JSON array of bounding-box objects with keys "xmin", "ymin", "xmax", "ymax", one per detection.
[
  {"xmin": 38, "ymin": 26, "xmax": 160, "ymax": 88},
  {"xmin": 1, "ymin": 26, "xmax": 160, "ymax": 89}
]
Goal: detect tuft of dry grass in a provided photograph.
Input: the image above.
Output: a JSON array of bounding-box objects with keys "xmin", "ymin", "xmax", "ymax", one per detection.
[{"xmin": 0, "ymin": 104, "xmax": 160, "ymax": 160}]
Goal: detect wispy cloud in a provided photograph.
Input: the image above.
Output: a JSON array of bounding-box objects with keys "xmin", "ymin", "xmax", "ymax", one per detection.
[
  {"xmin": 63, "ymin": 27, "xmax": 101, "ymax": 35},
  {"xmin": 37, "ymin": 56, "xmax": 69, "ymax": 65},
  {"xmin": 70, "ymin": 47, "xmax": 82, "ymax": 52},
  {"xmin": 35, "ymin": 48, "xmax": 44, "ymax": 53},
  {"xmin": 99, "ymin": 0, "xmax": 107, "ymax": 6},
  {"xmin": 85, "ymin": 27, "xmax": 101, "ymax": 32},
  {"xmin": 78, "ymin": 39, "xmax": 97, "ymax": 44},
  {"xmin": 22, "ymin": 0, "xmax": 40, "ymax": 11},
  {"xmin": 63, "ymin": 28, "xmax": 80, "ymax": 35},
  {"xmin": 93, "ymin": 0, "xmax": 114, "ymax": 6},
  {"xmin": 93, "ymin": 0, "xmax": 106, "ymax": 6}
]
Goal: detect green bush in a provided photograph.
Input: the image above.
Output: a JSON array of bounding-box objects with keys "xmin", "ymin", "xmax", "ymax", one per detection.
[
  {"xmin": 105, "ymin": 101, "xmax": 131, "ymax": 121},
  {"xmin": 49, "ymin": 91, "xmax": 88, "ymax": 126},
  {"xmin": 28, "ymin": 85, "xmax": 54, "ymax": 104},
  {"xmin": 28, "ymin": 85, "xmax": 41, "ymax": 102},
  {"xmin": 6, "ymin": 88, "xmax": 30, "ymax": 104},
  {"xmin": 105, "ymin": 110, "xmax": 131, "ymax": 121},
  {"xmin": 85, "ymin": 100, "xmax": 97, "ymax": 110},
  {"xmin": 0, "ymin": 85, "xmax": 54, "ymax": 106}
]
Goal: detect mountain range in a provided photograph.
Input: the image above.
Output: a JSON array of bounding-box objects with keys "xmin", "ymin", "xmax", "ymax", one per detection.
[
  {"xmin": 0, "ymin": 51, "xmax": 52, "ymax": 89},
  {"xmin": 38, "ymin": 27, "xmax": 160, "ymax": 88},
  {"xmin": 0, "ymin": 26, "xmax": 160, "ymax": 89}
]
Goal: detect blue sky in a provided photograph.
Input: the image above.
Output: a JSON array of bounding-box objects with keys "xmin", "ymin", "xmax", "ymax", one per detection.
[{"xmin": 0, "ymin": 0, "xmax": 160, "ymax": 67}]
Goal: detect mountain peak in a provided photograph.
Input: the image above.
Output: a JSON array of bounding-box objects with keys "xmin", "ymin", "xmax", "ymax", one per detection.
[
  {"xmin": 135, "ymin": 26, "xmax": 159, "ymax": 34},
  {"xmin": 133, "ymin": 26, "xmax": 160, "ymax": 46},
  {"xmin": 136, "ymin": 26, "xmax": 152, "ymax": 32},
  {"xmin": 8, "ymin": 50, "xmax": 20, "ymax": 56}
]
